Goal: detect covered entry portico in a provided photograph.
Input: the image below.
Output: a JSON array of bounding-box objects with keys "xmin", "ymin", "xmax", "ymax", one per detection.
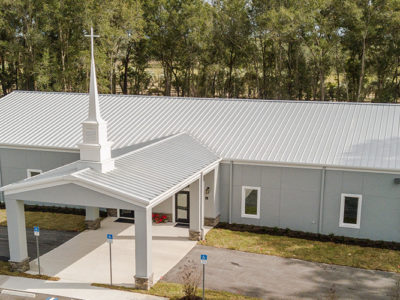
[{"xmin": 1, "ymin": 134, "xmax": 220, "ymax": 289}]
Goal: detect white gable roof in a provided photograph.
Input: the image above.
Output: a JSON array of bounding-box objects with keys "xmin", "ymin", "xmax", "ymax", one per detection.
[
  {"xmin": 1, "ymin": 134, "xmax": 220, "ymax": 207},
  {"xmin": 1, "ymin": 91, "xmax": 400, "ymax": 171}
]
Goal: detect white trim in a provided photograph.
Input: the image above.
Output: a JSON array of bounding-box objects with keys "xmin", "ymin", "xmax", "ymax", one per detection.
[
  {"xmin": 339, "ymin": 193, "xmax": 362, "ymax": 229},
  {"xmin": 172, "ymin": 194, "xmax": 176, "ymax": 223},
  {"xmin": 3, "ymin": 173, "xmax": 149, "ymax": 208},
  {"xmin": 221, "ymin": 159, "xmax": 400, "ymax": 175},
  {"xmin": 148, "ymin": 159, "xmax": 221, "ymax": 208},
  {"xmin": 26, "ymin": 169, "xmax": 42, "ymax": 178},
  {"xmin": 241, "ymin": 186, "xmax": 260, "ymax": 219}
]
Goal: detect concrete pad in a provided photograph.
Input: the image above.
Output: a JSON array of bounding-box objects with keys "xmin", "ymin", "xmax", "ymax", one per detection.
[{"xmin": 27, "ymin": 218, "xmax": 200, "ymax": 286}]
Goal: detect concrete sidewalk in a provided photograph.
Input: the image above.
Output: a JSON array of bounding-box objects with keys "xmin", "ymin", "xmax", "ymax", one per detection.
[
  {"xmin": 162, "ymin": 245, "xmax": 400, "ymax": 299},
  {"xmin": 0, "ymin": 275, "xmax": 165, "ymax": 300},
  {"xmin": 27, "ymin": 218, "xmax": 199, "ymax": 286}
]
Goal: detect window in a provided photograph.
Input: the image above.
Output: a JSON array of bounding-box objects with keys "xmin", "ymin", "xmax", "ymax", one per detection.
[
  {"xmin": 241, "ymin": 186, "xmax": 260, "ymax": 219},
  {"xmin": 27, "ymin": 169, "xmax": 42, "ymax": 178},
  {"xmin": 339, "ymin": 194, "xmax": 362, "ymax": 229}
]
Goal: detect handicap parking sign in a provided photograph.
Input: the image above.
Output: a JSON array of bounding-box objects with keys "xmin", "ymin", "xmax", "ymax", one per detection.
[
  {"xmin": 107, "ymin": 234, "xmax": 113, "ymax": 243},
  {"xmin": 33, "ymin": 226, "xmax": 40, "ymax": 237},
  {"xmin": 200, "ymin": 254, "xmax": 207, "ymax": 264}
]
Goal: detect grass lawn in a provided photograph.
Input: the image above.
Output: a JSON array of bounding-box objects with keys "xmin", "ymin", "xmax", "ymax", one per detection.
[
  {"xmin": 0, "ymin": 209, "xmax": 86, "ymax": 232},
  {"xmin": 93, "ymin": 282, "xmax": 260, "ymax": 300},
  {"xmin": 200, "ymin": 228, "xmax": 400, "ymax": 273}
]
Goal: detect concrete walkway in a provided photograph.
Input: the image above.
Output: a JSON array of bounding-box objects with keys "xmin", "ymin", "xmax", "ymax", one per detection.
[
  {"xmin": 27, "ymin": 218, "xmax": 198, "ymax": 286},
  {"xmin": 0, "ymin": 275, "xmax": 164, "ymax": 300},
  {"xmin": 162, "ymin": 245, "xmax": 400, "ymax": 299}
]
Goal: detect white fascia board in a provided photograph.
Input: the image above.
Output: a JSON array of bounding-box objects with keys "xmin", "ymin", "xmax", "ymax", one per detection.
[
  {"xmin": 221, "ymin": 159, "xmax": 400, "ymax": 175},
  {"xmin": 148, "ymin": 159, "xmax": 221, "ymax": 208},
  {"xmin": 201, "ymin": 160, "xmax": 221, "ymax": 175},
  {"xmin": 3, "ymin": 178, "xmax": 72, "ymax": 195},
  {"xmin": 0, "ymin": 143, "xmax": 79, "ymax": 153},
  {"xmin": 2, "ymin": 172, "xmax": 150, "ymax": 208}
]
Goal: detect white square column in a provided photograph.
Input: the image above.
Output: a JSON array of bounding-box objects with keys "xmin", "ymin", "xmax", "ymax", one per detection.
[
  {"xmin": 134, "ymin": 207, "xmax": 153, "ymax": 290},
  {"xmin": 189, "ymin": 174, "xmax": 205, "ymax": 241},
  {"xmin": 85, "ymin": 207, "xmax": 101, "ymax": 230},
  {"xmin": 5, "ymin": 199, "xmax": 29, "ymax": 271}
]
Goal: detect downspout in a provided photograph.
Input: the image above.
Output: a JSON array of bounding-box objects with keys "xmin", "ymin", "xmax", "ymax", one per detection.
[
  {"xmin": 228, "ymin": 161, "xmax": 233, "ymax": 224},
  {"xmin": 0, "ymin": 155, "xmax": 3, "ymax": 203},
  {"xmin": 200, "ymin": 172, "xmax": 205, "ymax": 240},
  {"xmin": 318, "ymin": 167, "xmax": 326, "ymax": 234}
]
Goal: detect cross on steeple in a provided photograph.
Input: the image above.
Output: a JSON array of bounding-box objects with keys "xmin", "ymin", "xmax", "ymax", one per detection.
[
  {"xmin": 84, "ymin": 27, "xmax": 102, "ymax": 122},
  {"xmin": 85, "ymin": 27, "xmax": 99, "ymax": 62}
]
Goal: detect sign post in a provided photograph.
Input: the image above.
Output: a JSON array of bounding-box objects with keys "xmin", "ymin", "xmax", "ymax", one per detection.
[
  {"xmin": 107, "ymin": 234, "xmax": 113, "ymax": 285},
  {"xmin": 200, "ymin": 254, "xmax": 207, "ymax": 300},
  {"xmin": 34, "ymin": 226, "xmax": 40, "ymax": 275}
]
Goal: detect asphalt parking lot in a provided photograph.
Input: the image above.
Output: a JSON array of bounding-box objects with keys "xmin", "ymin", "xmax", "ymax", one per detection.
[
  {"xmin": 162, "ymin": 244, "xmax": 399, "ymax": 299},
  {"xmin": 0, "ymin": 227, "xmax": 78, "ymax": 262}
]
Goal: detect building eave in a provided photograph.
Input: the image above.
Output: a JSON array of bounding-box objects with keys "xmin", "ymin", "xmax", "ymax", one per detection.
[
  {"xmin": 222, "ymin": 158, "xmax": 400, "ymax": 175},
  {"xmin": 0, "ymin": 143, "xmax": 79, "ymax": 153}
]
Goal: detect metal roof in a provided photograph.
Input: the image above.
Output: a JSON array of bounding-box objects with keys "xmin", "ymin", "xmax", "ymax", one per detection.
[
  {"xmin": 1, "ymin": 91, "xmax": 400, "ymax": 171},
  {"xmin": 1, "ymin": 134, "xmax": 220, "ymax": 206}
]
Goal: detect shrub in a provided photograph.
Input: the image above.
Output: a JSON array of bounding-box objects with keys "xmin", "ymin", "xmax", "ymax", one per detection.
[{"xmin": 180, "ymin": 260, "xmax": 201, "ymax": 300}]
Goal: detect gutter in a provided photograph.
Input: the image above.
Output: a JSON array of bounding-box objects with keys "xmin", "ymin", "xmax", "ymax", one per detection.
[
  {"xmin": 220, "ymin": 159, "xmax": 400, "ymax": 175},
  {"xmin": 0, "ymin": 157, "xmax": 3, "ymax": 203},
  {"xmin": 0, "ymin": 144, "xmax": 79, "ymax": 153},
  {"xmin": 318, "ymin": 167, "xmax": 326, "ymax": 234}
]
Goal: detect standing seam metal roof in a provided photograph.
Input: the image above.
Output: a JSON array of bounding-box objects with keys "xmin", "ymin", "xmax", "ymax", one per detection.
[
  {"xmin": 1, "ymin": 91, "xmax": 400, "ymax": 170},
  {"xmin": 0, "ymin": 133, "xmax": 220, "ymax": 204}
]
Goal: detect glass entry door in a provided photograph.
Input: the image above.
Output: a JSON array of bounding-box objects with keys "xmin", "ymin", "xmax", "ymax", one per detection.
[
  {"xmin": 119, "ymin": 209, "xmax": 135, "ymax": 219},
  {"xmin": 175, "ymin": 191, "xmax": 190, "ymax": 224}
]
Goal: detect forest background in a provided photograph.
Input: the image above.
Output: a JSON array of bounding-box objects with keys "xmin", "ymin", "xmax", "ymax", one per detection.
[{"xmin": 1, "ymin": 0, "xmax": 399, "ymax": 102}]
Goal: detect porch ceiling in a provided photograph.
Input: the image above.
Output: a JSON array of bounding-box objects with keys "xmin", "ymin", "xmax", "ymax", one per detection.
[{"xmin": 1, "ymin": 133, "xmax": 220, "ymax": 208}]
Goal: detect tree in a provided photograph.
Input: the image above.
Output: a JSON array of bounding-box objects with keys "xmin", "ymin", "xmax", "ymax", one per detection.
[{"xmin": 296, "ymin": 0, "xmax": 340, "ymax": 101}]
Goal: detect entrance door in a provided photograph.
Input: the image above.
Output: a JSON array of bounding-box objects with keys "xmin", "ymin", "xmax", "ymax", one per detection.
[
  {"xmin": 119, "ymin": 209, "xmax": 135, "ymax": 219},
  {"xmin": 175, "ymin": 191, "xmax": 190, "ymax": 224}
]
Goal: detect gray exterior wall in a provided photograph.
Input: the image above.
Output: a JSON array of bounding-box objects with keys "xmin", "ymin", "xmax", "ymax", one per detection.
[
  {"xmin": 0, "ymin": 148, "xmax": 79, "ymax": 206},
  {"xmin": 0, "ymin": 148, "xmax": 79, "ymax": 186},
  {"xmin": 219, "ymin": 163, "xmax": 400, "ymax": 243},
  {"xmin": 322, "ymin": 170, "xmax": 400, "ymax": 241}
]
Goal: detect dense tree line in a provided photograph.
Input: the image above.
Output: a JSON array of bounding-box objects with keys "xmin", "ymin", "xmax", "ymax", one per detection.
[{"xmin": 0, "ymin": 0, "xmax": 400, "ymax": 102}]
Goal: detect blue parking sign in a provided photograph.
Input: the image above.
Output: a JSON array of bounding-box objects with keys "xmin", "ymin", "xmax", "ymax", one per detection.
[
  {"xmin": 107, "ymin": 234, "xmax": 113, "ymax": 243},
  {"xmin": 200, "ymin": 254, "xmax": 207, "ymax": 264},
  {"xmin": 34, "ymin": 226, "xmax": 40, "ymax": 236}
]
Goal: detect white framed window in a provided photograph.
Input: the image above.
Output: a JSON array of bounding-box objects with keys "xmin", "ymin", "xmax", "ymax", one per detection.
[
  {"xmin": 339, "ymin": 193, "xmax": 362, "ymax": 229},
  {"xmin": 241, "ymin": 186, "xmax": 260, "ymax": 219},
  {"xmin": 27, "ymin": 169, "xmax": 42, "ymax": 178}
]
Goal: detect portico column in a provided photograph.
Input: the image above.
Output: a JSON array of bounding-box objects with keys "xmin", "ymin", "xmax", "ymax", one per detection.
[
  {"xmin": 189, "ymin": 176, "xmax": 204, "ymax": 241},
  {"xmin": 134, "ymin": 207, "xmax": 153, "ymax": 290},
  {"xmin": 85, "ymin": 207, "xmax": 101, "ymax": 230},
  {"xmin": 5, "ymin": 199, "xmax": 29, "ymax": 271}
]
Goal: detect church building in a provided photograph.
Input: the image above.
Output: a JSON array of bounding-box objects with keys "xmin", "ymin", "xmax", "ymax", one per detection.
[{"xmin": 0, "ymin": 28, "xmax": 399, "ymax": 289}]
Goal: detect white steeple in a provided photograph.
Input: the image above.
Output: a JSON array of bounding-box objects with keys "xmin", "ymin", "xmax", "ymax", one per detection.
[{"xmin": 78, "ymin": 27, "xmax": 114, "ymax": 173}]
